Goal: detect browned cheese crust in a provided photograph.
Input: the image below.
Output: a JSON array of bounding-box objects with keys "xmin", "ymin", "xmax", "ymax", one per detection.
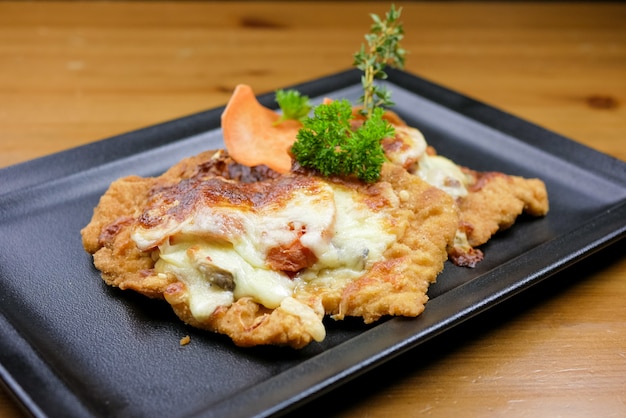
[
  {"xmin": 81, "ymin": 150, "xmax": 458, "ymax": 348},
  {"xmin": 80, "ymin": 150, "xmax": 259, "ymax": 298}
]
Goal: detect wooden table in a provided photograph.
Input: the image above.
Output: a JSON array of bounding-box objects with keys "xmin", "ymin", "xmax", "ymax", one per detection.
[{"xmin": 1, "ymin": 2, "xmax": 624, "ymax": 417}]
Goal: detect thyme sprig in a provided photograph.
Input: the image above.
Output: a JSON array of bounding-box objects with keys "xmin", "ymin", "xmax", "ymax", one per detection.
[
  {"xmin": 353, "ymin": 5, "xmax": 405, "ymax": 118},
  {"xmin": 282, "ymin": 5, "xmax": 406, "ymax": 183}
]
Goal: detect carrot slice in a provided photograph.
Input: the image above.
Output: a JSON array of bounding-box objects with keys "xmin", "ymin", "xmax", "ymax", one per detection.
[{"xmin": 221, "ymin": 84, "xmax": 302, "ymax": 173}]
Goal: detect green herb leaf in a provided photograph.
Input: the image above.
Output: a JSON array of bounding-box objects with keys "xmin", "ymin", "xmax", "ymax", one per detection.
[
  {"xmin": 291, "ymin": 100, "xmax": 393, "ymax": 183},
  {"xmin": 274, "ymin": 89, "xmax": 312, "ymax": 124},
  {"xmin": 288, "ymin": 5, "xmax": 405, "ymax": 183}
]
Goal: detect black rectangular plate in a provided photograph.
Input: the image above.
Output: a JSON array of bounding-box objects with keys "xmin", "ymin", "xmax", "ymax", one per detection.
[{"xmin": 1, "ymin": 69, "xmax": 625, "ymax": 418}]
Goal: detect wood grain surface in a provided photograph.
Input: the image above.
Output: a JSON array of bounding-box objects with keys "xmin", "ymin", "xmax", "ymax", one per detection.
[{"xmin": 1, "ymin": 2, "xmax": 625, "ymax": 417}]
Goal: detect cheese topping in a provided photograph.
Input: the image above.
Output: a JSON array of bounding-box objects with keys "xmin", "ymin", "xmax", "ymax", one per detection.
[
  {"xmin": 278, "ymin": 297, "xmax": 326, "ymax": 342},
  {"xmin": 386, "ymin": 124, "xmax": 470, "ymax": 199},
  {"xmin": 298, "ymin": 185, "xmax": 397, "ymax": 286},
  {"xmin": 383, "ymin": 125, "xmax": 427, "ymax": 169},
  {"xmin": 131, "ymin": 175, "xmax": 397, "ymax": 321},
  {"xmin": 155, "ymin": 240, "xmax": 296, "ymax": 320},
  {"xmin": 416, "ymin": 153, "xmax": 470, "ymax": 199}
]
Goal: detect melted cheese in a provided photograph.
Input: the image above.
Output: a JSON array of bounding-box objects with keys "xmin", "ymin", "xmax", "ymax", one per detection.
[
  {"xmin": 132, "ymin": 178, "xmax": 336, "ymax": 256},
  {"xmin": 155, "ymin": 240, "xmax": 295, "ymax": 320},
  {"xmin": 416, "ymin": 154, "xmax": 470, "ymax": 199},
  {"xmin": 278, "ymin": 297, "xmax": 326, "ymax": 342},
  {"xmin": 298, "ymin": 186, "xmax": 396, "ymax": 286},
  {"xmin": 387, "ymin": 124, "xmax": 470, "ymax": 199},
  {"xmin": 385, "ymin": 125, "xmax": 427, "ymax": 168},
  {"xmin": 133, "ymin": 178, "xmax": 396, "ymax": 322}
]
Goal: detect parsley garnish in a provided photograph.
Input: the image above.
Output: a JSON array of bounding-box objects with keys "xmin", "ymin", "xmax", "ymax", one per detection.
[
  {"xmin": 286, "ymin": 5, "xmax": 405, "ymax": 183},
  {"xmin": 291, "ymin": 100, "xmax": 393, "ymax": 183},
  {"xmin": 275, "ymin": 89, "xmax": 312, "ymax": 124},
  {"xmin": 353, "ymin": 5, "xmax": 405, "ymax": 118}
]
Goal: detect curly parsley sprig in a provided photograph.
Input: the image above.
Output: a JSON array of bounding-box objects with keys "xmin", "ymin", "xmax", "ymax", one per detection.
[
  {"xmin": 274, "ymin": 89, "xmax": 312, "ymax": 124},
  {"xmin": 353, "ymin": 5, "xmax": 405, "ymax": 118},
  {"xmin": 280, "ymin": 5, "xmax": 406, "ymax": 183},
  {"xmin": 291, "ymin": 100, "xmax": 393, "ymax": 183}
]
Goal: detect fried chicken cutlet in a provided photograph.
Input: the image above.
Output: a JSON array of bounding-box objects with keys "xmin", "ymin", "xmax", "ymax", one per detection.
[{"xmin": 81, "ymin": 150, "xmax": 458, "ymax": 348}]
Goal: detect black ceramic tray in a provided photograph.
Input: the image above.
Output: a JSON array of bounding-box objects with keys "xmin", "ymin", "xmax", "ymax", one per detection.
[{"xmin": 1, "ymin": 69, "xmax": 625, "ymax": 418}]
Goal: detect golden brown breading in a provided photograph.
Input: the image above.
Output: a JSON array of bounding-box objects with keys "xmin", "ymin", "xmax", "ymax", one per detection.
[
  {"xmin": 460, "ymin": 170, "xmax": 549, "ymax": 248},
  {"xmin": 81, "ymin": 175, "xmax": 169, "ymax": 298},
  {"xmin": 446, "ymin": 168, "xmax": 549, "ymax": 267},
  {"xmin": 81, "ymin": 150, "xmax": 458, "ymax": 348}
]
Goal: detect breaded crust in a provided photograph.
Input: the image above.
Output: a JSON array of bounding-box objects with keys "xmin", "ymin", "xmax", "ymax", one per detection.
[
  {"xmin": 446, "ymin": 170, "xmax": 549, "ymax": 267},
  {"xmin": 460, "ymin": 170, "xmax": 549, "ymax": 248},
  {"xmin": 378, "ymin": 113, "xmax": 549, "ymax": 267},
  {"xmin": 82, "ymin": 151, "xmax": 458, "ymax": 348}
]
